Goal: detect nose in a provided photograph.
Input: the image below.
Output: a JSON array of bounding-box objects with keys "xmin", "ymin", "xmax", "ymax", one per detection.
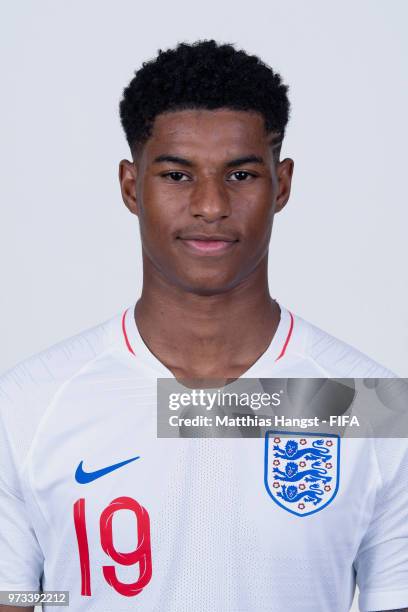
[{"xmin": 188, "ymin": 176, "xmax": 231, "ymax": 222}]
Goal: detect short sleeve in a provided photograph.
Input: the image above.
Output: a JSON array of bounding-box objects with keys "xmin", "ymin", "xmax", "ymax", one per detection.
[
  {"xmin": 0, "ymin": 319, "xmax": 112, "ymax": 596},
  {"xmin": 354, "ymin": 438, "xmax": 408, "ymax": 611},
  {"xmin": 0, "ymin": 415, "xmax": 44, "ymax": 591}
]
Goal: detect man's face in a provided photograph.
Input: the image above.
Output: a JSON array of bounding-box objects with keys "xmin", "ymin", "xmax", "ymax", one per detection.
[{"xmin": 119, "ymin": 109, "xmax": 293, "ymax": 295}]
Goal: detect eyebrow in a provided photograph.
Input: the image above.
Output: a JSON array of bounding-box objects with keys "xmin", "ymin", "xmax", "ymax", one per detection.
[
  {"xmin": 225, "ymin": 155, "xmax": 264, "ymax": 168},
  {"xmin": 153, "ymin": 154, "xmax": 194, "ymax": 167},
  {"xmin": 153, "ymin": 154, "xmax": 265, "ymax": 168}
]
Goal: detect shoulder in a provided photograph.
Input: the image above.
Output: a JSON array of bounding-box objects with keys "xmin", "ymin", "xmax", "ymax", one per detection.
[
  {"xmin": 0, "ymin": 309, "xmax": 123, "ymax": 468},
  {"xmin": 287, "ymin": 311, "xmax": 396, "ymax": 378}
]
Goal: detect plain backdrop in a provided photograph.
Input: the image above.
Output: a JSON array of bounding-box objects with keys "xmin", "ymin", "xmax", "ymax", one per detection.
[
  {"xmin": 1, "ymin": 1, "xmax": 407, "ymax": 379},
  {"xmin": 0, "ymin": 2, "xmax": 407, "ymax": 610}
]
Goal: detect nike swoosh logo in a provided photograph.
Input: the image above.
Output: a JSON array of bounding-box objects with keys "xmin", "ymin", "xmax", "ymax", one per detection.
[{"xmin": 75, "ymin": 455, "xmax": 140, "ymax": 484}]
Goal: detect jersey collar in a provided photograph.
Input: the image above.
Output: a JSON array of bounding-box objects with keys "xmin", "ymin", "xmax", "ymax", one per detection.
[{"xmin": 121, "ymin": 302, "xmax": 294, "ymax": 378}]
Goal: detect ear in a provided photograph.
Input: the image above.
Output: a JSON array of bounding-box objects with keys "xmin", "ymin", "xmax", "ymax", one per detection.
[
  {"xmin": 275, "ymin": 158, "xmax": 294, "ymax": 214},
  {"xmin": 119, "ymin": 159, "xmax": 139, "ymax": 216}
]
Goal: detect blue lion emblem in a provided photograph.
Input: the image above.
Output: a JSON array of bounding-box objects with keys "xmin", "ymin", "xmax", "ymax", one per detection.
[
  {"xmin": 273, "ymin": 461, "xmax": 332, "ymax": 484},
  {"xmin": 277, "ymin": 483, "xmax": 324, "ymax": 506},
  {"xmin": 273, "ymin": 439, "xmax": 332, "ymax": 461},
  {"xmin": 265, "ymin": 432, "xmax": 340, "ymax": 517}
]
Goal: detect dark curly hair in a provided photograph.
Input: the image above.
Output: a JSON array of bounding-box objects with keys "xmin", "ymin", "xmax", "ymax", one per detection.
[{"xmin": 119, "ymin": 40, "xmax": 290, "ymax": 156}]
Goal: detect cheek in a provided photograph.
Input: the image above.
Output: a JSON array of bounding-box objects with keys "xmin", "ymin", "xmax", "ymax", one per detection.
[
  {"xmin": 139, "ymin": 188, "xmax": 176, "ymax": 239},
  {"xmin": 233, "ymin": 193, "xmax": 274, "ymax": 240},
  {"xmin": 141, "ymin": 177, "xmax": 192, "ymax": 218}
]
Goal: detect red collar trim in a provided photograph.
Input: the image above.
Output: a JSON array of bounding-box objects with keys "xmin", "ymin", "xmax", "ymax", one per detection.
[
  {"xmin": 121, "ymin": 308, "xmax": 135, "ymax": 356},
  {"xmin": 122, "ymin": 308, "xmax": 294, "ymax": 363},
  {"xmin": 275, "ymin": 311, "xmax": 294, "ymax": 361}
]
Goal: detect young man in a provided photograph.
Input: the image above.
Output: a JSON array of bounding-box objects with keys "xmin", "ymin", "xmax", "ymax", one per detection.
[{"xmin": 0, "ymin": 41, "xmax": 406, "ymax": 612}]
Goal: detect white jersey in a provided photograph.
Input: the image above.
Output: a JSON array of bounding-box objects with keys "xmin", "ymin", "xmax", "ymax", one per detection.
[{"xmin": 0, "ymin": 303, "xmax": 407, "ymax": 612}]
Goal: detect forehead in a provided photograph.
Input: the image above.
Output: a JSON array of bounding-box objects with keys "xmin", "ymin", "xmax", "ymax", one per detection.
[{"xmin": 143, "ymin": 109, "xmax": 270, "ymax": 159}]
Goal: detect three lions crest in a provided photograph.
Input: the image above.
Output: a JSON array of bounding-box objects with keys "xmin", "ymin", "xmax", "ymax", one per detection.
[{"xmin": 264, "ymin": 431, "xmax": 340, "ymax": 517}]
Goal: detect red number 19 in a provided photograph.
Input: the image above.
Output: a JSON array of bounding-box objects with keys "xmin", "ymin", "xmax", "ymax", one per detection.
[{"xmin": 73, "ymin": 496, "xmax": 152, "ymax": 597}]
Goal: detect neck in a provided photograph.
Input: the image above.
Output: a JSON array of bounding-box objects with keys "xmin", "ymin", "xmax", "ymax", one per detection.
[{"xmin": 134, "ymin": 255, "xmax": 280, "ymax": 380}]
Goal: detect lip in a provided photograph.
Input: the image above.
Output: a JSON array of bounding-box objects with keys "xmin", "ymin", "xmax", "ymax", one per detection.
[
  {"xmin": 178, "ymin": 233, "xmax": 238, "ymax": 242},
  {"xmin": 177, "ymin": 235, "xmax": 238, "ymax": 256}
]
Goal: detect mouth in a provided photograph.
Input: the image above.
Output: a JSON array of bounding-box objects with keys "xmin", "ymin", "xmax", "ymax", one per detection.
[{"xmin": 177, "ymin": 234, "xmax": 239, "ymax": 256}]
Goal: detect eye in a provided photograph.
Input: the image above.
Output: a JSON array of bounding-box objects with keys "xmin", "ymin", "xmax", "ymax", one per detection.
[
  {"xmin": 228, "ymin": 170, "xmax": 256, "ymax": 182},
  {"xmin": 162, "ymin": 171, "xmax": 190, "ymax": 182}
]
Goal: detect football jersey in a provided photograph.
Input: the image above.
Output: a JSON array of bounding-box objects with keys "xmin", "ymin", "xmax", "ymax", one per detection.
[{"xmin": 0, "ymin": 303, "xmax": 407, "ymax": 612}]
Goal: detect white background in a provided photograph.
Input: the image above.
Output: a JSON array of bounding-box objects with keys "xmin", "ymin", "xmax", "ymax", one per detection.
[
  {"xmin": 1, "ymin": 1, "xmax": 407, "ymax": 379},
  {"xmin": 0, "ymin": 3, "xmax": 407, "ymax": 607}
]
